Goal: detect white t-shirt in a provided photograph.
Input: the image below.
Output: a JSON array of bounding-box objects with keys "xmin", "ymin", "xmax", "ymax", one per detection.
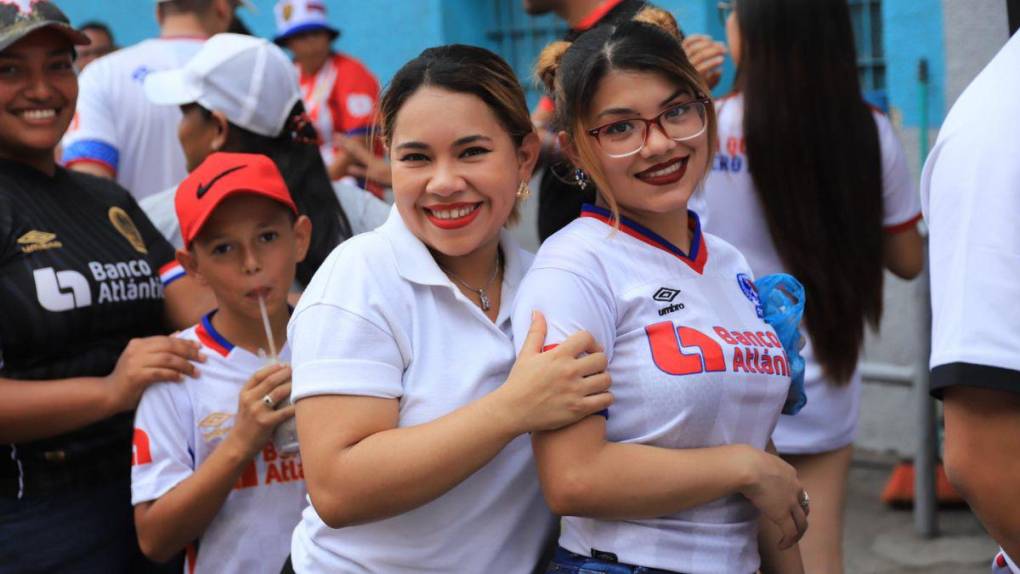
[
  {"xmin": 704, "ymin": 94, "xmax": 922, "ymax": 454},
  {"xmin": 922, "ymin": 31, "xmax": 1020, "ymax": 381},
  {"xmin": 132, "ymin": 313, "xmax": 307, "ymax": 574},
  {"xmin": 512, "ymin": 205, "xmax": 790, "ymax": 574},
  {"xmin": 141, "ymin": 179, "xmax": 391, "ymax": 252},
  {"xmin": 62, "ymin": 37, "xmax": 204, "ymax": 201},
  {"xmin": 286, "ymin": 209, "xmax": 554, "ymax": 573}
]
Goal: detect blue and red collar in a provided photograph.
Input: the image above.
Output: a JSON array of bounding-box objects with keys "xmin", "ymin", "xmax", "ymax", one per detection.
[
  {"xmin": 580, "ymin": 203, "xmax": 709, "ymax": 274},
  {"xmin": 195, "ymin": 311, "xmax": 234, "ymax": 357}
]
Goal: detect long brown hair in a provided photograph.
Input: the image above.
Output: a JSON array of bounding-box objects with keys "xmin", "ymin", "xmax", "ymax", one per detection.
[{"xmin": 736, "ymin": 0, "xmax": 884, "ymax": 383}]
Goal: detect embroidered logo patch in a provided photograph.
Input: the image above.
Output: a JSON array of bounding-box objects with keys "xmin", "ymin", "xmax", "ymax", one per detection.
[
  {"xmin": 108, "ymin": 207, "xmax": 147, "ymax": 254},
  {"xmin": 18, "ymin": 230, "xmax": 62, "ymax": 253},
  {"xmin": 737, "ymin": 273, "xmax": 764, "ymax": 319},
  {"xmin": 652, "ymin": 287, "xmax": 680, "ymax": 303}
]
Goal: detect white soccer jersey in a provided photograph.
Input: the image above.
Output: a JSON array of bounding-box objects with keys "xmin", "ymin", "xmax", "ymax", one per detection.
[
  {"xmin": 922, "ymin": 31, "xmax": 1020, "ymax": 390},
  {"xmin": 62, "ymin": 37, "xmax": 204, "ymax": 201},
  {"xmin": 286, "ymin": 209, "xmax": 554, "ymax": 573},
  {"xmin": 703, "ymin": 93, "xmax": 923, "ymax": 454},
  {"xmin": 512, "ymin": 205, "xmax": 791, "ymax": 574},
  {"xmin": 132, "ymin": 313, "xmax": 306, "ymax": 574}
]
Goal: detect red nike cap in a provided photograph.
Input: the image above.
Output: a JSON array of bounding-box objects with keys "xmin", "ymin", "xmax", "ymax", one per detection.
[{"xmin": 175, "ymin": 152, "xmax": 298, "ymax": 248}]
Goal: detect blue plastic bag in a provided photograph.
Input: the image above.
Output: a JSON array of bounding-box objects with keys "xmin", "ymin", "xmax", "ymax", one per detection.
[{"xmin": 755, "ymin": 273, "xmax": 807, "ymax": 415}]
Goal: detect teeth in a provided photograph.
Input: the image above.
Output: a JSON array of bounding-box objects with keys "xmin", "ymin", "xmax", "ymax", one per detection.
[
  {"xmin": 21, "ymin": 109, "xmax": 56, "ymax": 120},
  {"xmin": 430, "ymin": 205, "xmax": 477, "ymax": 220},
  {"xmin": 643, "ymin": 160, "xmax": 684, "ymax": 178}
]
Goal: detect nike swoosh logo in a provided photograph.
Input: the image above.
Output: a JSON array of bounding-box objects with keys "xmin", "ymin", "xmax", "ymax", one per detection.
[{"xmin": 196, "ymin": 165, "xmax": 247, "ymax": 199}]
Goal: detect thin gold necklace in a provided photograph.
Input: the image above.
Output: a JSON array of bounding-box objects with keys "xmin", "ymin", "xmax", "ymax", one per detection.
[{"xmin": 441, "ymin": 251, "xmax": 502, "ymax": 311}]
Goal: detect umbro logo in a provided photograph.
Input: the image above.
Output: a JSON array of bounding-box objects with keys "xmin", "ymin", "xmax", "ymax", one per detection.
[
  {"xmin": 653, "ymin": 287, "xmax": 680, "ymax": 302},
  {"xmin": 196, "ymin": 165, "xmax": 246, "ymax": 198},
  {"xmin": 654, "ymin": 287, "xmax": 685, "ymax": 316},
  {"xmin": 18, "ymin": 230, "xmax": 62, "ymax": 254}
]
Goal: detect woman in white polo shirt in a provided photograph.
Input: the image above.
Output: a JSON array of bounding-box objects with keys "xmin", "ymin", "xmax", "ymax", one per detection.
[
  {"xmin": 286, "ymin": 44, "xmax": 613, "ymax": 573},
  {"xmin": 705, "ymin": 1, "xmax": 924, "ymax": 571}
]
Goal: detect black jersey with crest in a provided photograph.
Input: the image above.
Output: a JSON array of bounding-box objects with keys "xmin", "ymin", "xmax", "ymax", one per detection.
[{"xmin": 0, "ymin": 158, "xmax": 175, "ymax": 496}]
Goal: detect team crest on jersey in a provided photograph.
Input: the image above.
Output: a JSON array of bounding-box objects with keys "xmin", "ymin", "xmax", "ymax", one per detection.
[
  {"xmin": 736, "ymin": 273, "xmax": 764, "ymax": 318},
  {"xmin": 108, "ymin": 207, "xmax": 148, "ymax": 254},
  {"xmin": 18, "ymin": 230, "xmax": 62, "ymax": 253}
]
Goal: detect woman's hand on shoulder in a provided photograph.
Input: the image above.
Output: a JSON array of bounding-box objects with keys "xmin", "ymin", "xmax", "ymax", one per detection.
[
  {"xmin": 495, "ymin": 310, "xmax": 613, "ymax": 435},
  {"xmin": 104, "ymin": 336, "xmax": 205, "ymax": 414}
]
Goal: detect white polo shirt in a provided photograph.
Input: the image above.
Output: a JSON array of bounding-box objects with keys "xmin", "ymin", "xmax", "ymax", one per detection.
[
  {"xmin": 512, "ymin": 205, "xmax": 791, "ymax": 574},
  {"xmin": 286, "ymin": 208, "xmax": 554, "ymax": 573},
  {"xmin": 923, "ymin": 31, "xmax": 1020, "ymax": 399},
  {"xmin": 704, "ymin": 94, "xmax": 922, "ymax": 454},
  {"xmin": 132, "ymin": 313, "xmax": 307, "ymax": 574},
  {"xmin": 62, "ymin": 37, "xmax": 204, "ymax": 201}
]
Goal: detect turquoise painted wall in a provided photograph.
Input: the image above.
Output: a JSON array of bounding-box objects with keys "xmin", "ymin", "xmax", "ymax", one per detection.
[
  {"xmin": 56, "ymin": 0, "xmax": 941, "ymax": 127},
  {"xmin": 883, "ymin": 0, "xmax": 946, "ymax": 127}
]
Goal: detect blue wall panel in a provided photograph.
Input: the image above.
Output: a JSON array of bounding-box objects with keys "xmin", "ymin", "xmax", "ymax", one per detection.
[
  {"xmin": 57, "ymin": 0, "xmax": 941, "ymax": 126},
  {"xmin": 883, "ymin": 0, "xmax": 946, "ymax": 127}
]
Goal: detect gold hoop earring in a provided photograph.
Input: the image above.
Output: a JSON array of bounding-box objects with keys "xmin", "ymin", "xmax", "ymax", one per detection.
[{"xmin": 516, "ymin": 181, "xmax": 531, "ymax": 201}]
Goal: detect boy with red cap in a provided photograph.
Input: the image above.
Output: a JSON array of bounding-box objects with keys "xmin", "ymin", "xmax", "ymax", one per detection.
[{"xmin": 131, "ymin": 152, "xmax": 311, "ymax": 574}]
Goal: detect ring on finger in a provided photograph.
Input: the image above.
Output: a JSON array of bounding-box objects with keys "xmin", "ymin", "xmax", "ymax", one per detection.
[
  {"xmin": 799, "ymin": 489, "xmax": 810, "ymax": 509},
  {"xmin": 262, "ymin": 394, "xmax": 275, "ymax": 409}
]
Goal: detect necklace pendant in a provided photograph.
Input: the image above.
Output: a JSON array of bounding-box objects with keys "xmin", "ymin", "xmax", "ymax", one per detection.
[{"xmin": 478, "ymin": 290, "xmax": 491, "ymax": 312}]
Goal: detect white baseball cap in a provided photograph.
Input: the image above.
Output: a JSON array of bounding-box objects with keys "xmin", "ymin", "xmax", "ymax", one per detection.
[
  {"xmin": 144, "ymin": 33, "xmax": 300, "ymax": 138},
  {"xmin": 273, "ymin": 0, "xmax": 339, "ymax": 45}
]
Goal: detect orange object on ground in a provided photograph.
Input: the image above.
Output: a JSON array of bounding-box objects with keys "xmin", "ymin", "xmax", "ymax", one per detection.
[{"xmin": 881, "ymin": 461, "xmax": 967, "ymax": 508}]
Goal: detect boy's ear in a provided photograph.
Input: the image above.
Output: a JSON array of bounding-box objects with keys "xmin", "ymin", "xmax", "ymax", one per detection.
[
  {"xmin": 209, "ymin": 111, "xmax": 231, "ymax": 152},
  {"xmin": 175, "ymin": 248, "xmax": 208, "ymax": 287},
  {"xmin": 292, "ymin": 215, "xmax": 313, "ymax": 263}
]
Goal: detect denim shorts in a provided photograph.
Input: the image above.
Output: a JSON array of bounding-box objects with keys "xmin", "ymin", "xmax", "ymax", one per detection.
[{"xmin": 545, "ymin": 546, "xmax": 685, "ymax": 574}]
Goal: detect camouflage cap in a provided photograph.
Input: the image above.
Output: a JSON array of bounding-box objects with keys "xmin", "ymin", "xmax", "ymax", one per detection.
[{"xmin": 0, "ymin": 1, "xmax": 89, "ymax": 53}]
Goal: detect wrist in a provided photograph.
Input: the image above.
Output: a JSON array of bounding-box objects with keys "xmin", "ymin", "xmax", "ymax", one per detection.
[
  {"xmin": 220, "ymin": 431, "xmax": 258, "ymax": 464},
  {"xmin": 98, "ymin": 375, "xmax": 125, "ymax": 417},
  {"xmin": 478, "ymin": 388, "xmax": 525, "ymax": 441},
  {"xmin": 730, "ymin": 444, "xmax": 762, "ymax": 496}
]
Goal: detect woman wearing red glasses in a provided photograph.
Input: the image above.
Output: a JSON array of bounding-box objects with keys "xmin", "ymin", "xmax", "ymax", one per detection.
[{"xmin": 513, "ymin": 8, "xmax": 807, "ymax": 574}]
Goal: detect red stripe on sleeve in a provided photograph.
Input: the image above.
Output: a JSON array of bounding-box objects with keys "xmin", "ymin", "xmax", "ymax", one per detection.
[{"xmin": 884, "ymin": 212, "xmax": 923, "ymax": 234}]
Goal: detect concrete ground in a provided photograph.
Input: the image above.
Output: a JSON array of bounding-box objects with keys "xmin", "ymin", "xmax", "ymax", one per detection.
[{"xmin": 844, "ymin": 452, "xmax": 996, "ymax": 574}]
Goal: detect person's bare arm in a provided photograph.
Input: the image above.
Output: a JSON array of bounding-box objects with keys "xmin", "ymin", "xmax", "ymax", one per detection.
[
  {"xmin": 298, "ymin": 314, "xmax": 613, "ymax": 528},
  {"xmin": 757, "ymin": 440, "xmax": 806, "ymax": 573},
  {"xmin": 68, "ymin": 161, "xmax": 115, "ymax": 179},
  {"xmin": 533, "ymin": 418, "xmax": 808, "ymax": 548},
  {"xmin": 884, "ymin": 224, "xmax": 924, "ymax": 279},
  {"xmin": 135, "ymin": 364, "xmax": 293, "ymax": 562},
  {"xmin": 0, "ymin": 337, "xmax": 203, "ymax": 443}
]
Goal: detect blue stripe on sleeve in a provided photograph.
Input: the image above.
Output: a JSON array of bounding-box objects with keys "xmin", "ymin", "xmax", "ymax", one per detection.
[{"xmin": 62, "ymin": 139, "xmax": 120, "ymax": 171}]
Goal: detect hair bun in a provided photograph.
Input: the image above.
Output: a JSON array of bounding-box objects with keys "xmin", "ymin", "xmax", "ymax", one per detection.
[
  {"xmin": 534, "ymin": 40, "xmax": 571, "ymax": 94},
  {"xmin": 633, "ymin": 7, "xmax": 682, "ymax": 40}
]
